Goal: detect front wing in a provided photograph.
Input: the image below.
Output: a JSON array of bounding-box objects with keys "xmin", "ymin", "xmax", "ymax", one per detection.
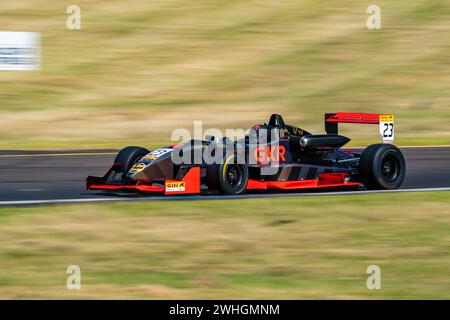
[
  {"xmin": 87, "ymin": 165, "xmax": 362, "ymax": 195},
  {"xmin": 87, "ymin": 165, "xmax": 201, "ymax": 195}
]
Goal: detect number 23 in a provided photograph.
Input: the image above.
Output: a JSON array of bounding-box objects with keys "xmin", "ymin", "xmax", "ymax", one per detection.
[{"xmin": 383, "ymin": 123, "xmax": 394, "ymax": 138}]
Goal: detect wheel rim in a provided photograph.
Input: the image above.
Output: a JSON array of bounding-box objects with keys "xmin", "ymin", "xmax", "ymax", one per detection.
[
  {"xmin": 225, "ymin": 164, "xmax": 244, "ymax": 189},
  {"xmin": 381, "ymin": 154, "xmax": 400, "ymax": 182}
]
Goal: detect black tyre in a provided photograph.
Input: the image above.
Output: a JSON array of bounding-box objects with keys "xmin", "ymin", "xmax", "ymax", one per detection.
[
  {"xmin": 206, "ymin": 154, "xmax": 248, "ymax": 195},
  {"xmin": 114, "ymin": 146, "xmax": 149, "ymax": 174},
  {"xmin": 359, "ymin": 144, "xmax": 406, "ymax": 190}
]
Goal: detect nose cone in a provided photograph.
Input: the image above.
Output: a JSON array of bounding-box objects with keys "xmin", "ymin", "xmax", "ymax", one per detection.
[{"xmin": 127, "ymin": 156, "xmax": 174, "ymax": 182}]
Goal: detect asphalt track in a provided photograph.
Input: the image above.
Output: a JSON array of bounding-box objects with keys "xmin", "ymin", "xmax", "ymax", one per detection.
[{"xmin": 0, "ymin": 147, "xmax": 449, "ymax": 205}]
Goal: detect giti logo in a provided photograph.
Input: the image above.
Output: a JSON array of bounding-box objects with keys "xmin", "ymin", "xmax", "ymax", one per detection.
[
  {"xmin": 165, "ymin": 181, "xmax": 186, "ymax": 192},
  {"xmin": 166, "ymin": 182, "xmax": 185, "ymax": 188},
  {"xmin": 379, "ymin": 114, "xmax": 394, "ymax": 122}
]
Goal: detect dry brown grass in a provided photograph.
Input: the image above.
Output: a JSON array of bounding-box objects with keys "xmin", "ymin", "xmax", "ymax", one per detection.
[
  {"xmin": 0, "ymin": 1, "xmax": 449, "ymax": 148},
  {"xmin": 0, "ymin": 192, "xmax": 449, "ymax": 299}
]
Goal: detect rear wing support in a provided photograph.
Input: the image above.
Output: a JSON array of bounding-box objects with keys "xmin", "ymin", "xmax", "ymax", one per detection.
[{"xmin": 325, "ymin": 112, "xmax": 395, "ymax": 143}]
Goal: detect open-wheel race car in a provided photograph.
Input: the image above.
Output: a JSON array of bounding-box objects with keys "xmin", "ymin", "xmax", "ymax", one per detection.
[{"xmin": 86, "ymin": 113, "xmax": 406, "ymax": 195}]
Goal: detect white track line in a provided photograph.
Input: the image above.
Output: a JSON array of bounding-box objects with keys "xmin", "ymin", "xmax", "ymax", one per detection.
[{"xmin": 1, "ymin": 187, "xmax": 450, "ymax": 206}]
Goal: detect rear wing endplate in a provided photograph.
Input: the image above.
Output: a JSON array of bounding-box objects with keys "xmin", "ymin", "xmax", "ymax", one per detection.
[{"xmin": 325, "ymin": 113, "xmax": 395, "ymax": 143}]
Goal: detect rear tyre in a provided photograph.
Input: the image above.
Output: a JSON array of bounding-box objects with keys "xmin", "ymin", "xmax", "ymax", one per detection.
[
  {"xmin": 114, "ymin": 146, "xmax": 149, "ymax": 177},
  {"xmin": 206, "ymin": 154, "xmax": 248, "ymax": 195},
  {"xmin": 359, "ymin": 144, "xmax": 406, "ymax": 190}
]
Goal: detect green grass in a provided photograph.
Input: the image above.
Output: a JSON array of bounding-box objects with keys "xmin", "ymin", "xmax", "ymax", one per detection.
[
  {"xmin": 0, "ymin": 191, "xmax": 449, "ymax": 299},
  {"xmin": 0, "ymin": 0, "xmax": 449, "ymax": 149}
]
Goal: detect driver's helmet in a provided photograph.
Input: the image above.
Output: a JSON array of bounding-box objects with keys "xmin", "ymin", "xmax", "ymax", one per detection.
[
  {"xmin": 249, "ymin": 124, "xmax": 266, "ymax": 144},
  {"xmin": 249, "ymin": 124, "xmax": 280, "ymax": 144}
]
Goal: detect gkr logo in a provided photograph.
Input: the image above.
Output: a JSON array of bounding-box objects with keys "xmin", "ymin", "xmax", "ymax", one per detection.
[{"xmin": 253, "ymin": 145, "xmax": 286, "ymax": 163}]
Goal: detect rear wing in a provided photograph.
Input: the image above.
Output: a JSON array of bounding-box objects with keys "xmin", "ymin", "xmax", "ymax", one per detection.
[{"xmin": 325, "ymin": 112, "xmax": 395, "ymax": 143}]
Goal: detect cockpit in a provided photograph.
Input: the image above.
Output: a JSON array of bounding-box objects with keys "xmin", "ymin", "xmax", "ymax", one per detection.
[{"xmin": 250, "ymin": 114, "xmax": 310, "ymax": 142}]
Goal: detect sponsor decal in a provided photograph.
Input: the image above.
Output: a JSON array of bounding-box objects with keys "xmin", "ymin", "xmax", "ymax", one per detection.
[
  {"xmin": 253, "ymin": 145, "xmax": 286, "ymax": 163},
  {"xmin": 292, "ymin": 127, "xmax": 304, "ymax": 136},
  {"xmin": 379, "ymin": 114, "xmax": 394, "ymax": 123},
  {"xmin": 143, "ymin": 148, "xmax": 172, "ymax": 161},
  {"xmin": 129, "ymin": 163, "xmax": 146, "ymax": 173},
  {"xmin": 165, "ymin": 181, "xmax": 186, "ymax": 192}
]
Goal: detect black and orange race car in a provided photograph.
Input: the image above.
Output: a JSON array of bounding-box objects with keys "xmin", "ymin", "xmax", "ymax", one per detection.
[{"xmin": 87, "ymin": 113, "xmax": 406, "ymax": 195}]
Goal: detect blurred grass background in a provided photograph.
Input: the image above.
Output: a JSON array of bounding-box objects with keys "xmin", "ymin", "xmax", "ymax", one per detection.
[
  {"xmin": 1, "ymin": 1, "xmax": 449, "ymax": 300},
  {"xmin": 0, "ymin": 192, "xmax": 449, "ymax": 299},
  {"xmin": 0, "ymin": 0, "xmax": 449, "ymax": 149}
]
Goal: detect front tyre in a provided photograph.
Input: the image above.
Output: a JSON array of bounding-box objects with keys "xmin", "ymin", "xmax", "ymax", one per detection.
[
  {"xmin": 114, "ymin": 146, "xmax": 149, "ymax": 178},
  {"xmin": 359, "ymin": 144, "xmax": 406, "ymax": 190},
  {"xmin": 206, "ymin": 154, "xmax": 248, "ymax": 195}
]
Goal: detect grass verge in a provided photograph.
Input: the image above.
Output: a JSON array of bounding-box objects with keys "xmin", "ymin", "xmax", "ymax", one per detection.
[
  {"xmin": 0, "ymin": 0, "xmax": 449, "ymax": 148},
  {"xmin": 0, "ymin": 191, "xmax": 449, "ymax": 299}
]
